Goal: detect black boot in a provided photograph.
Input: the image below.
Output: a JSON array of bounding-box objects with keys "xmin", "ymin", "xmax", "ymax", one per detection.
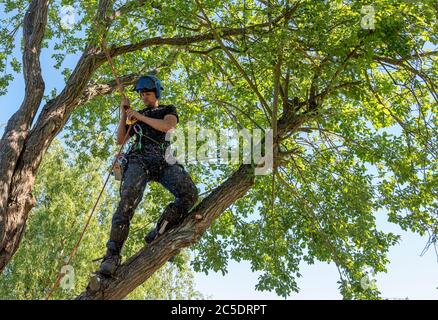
[
  {"xmin": 144, "ymin": 219, "xmax": 171, "ymax": 243},
  {"xmin": 144, "ymin": 226, "xmax": 158, "ymax": 244},
  {"xmin": 144, "ymin": 204, "xmax": 184, "ymax": 244},
  {"xmin": 99, "ymin": 251, "xmax": 121, "ymax": 276},
  {"xmin": 145, "ymin": 215, "xmax": 175, "ymax": 244}
]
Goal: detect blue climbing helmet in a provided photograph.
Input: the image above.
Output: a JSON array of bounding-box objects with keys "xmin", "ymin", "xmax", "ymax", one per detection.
[{"xmin": 132, "ymin": 75, "xmax": 164, "ymax": 99}]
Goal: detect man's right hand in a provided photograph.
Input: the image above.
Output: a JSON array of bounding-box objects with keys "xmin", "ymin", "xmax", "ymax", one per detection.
[{"xmin": 120, "ymin": 97, "xmax": 130, "ymax": 114}]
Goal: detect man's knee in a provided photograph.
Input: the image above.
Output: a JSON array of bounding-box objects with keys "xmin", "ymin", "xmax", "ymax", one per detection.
[
  {"xmin": 176, "ymin": 181, "xmax": 197, "ymax": 213},
  {"xmin": 120, "ymin": 186, "xmax": 138, "ymax": 202},
  {"xmin": 112, "ymin": 189, "xmax": 138, "ymax": 228}
]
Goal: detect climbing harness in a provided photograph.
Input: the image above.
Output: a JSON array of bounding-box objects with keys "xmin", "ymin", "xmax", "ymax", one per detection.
[
  {"xmin": 111, "ymin": 122, "xmax": 167, "ymax": 181},
  {"xmin": 133, "ymin": 123, "xmax": 143, "ymax": 152},
  {"xmin": 131, "ymin": 122, "xmax": 167, "ymax": 154}
]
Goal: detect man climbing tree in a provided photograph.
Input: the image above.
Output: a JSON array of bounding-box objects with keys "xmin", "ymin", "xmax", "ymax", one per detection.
[{"xmin": 99, "ymin": 75, "xmax": 198, "ymax": 276}]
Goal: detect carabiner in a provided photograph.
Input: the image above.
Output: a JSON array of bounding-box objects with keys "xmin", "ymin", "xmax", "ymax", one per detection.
[
  {"xmin": 133, "ymin": 123, "xmax": 142, "ymax": 135},
  {"xmin": 131, "ymin": 123, "xmax": 143, "ymax": 151}
]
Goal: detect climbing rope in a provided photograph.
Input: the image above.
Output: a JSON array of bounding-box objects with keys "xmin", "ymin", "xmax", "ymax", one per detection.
[
  {"xmin": 101, "ymin": 39, "xmax": 136, "ymax": 125},
  {"xmin": 45, "ymin": 39, "xmax": 133, "ymax": 299}
]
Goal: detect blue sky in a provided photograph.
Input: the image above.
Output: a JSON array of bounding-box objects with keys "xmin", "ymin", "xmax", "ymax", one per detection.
[{"xmin": 0, "ymin": 9, "xmax": 437, "ymax": 300}]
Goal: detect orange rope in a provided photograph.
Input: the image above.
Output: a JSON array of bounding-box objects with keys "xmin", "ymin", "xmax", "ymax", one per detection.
[
  {"xmin": 46, "ymin": 39, "xmax": 133, "ymax": 300},
  {"xmin": 101, "ymin": 40, "xmax": 127, "ymax": 99},
  {"xmin": 101, "ymin": 39, "xmax": 136, "ymax": 125},
  {"xmin": 45, "ymin": 126, "xmax": 132, "ymax": 300}
]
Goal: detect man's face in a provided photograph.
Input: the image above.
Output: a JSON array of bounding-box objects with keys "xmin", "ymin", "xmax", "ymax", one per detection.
[{"xmin": 140, "ymin": 91, "xmax": 157, "ymax": 106}]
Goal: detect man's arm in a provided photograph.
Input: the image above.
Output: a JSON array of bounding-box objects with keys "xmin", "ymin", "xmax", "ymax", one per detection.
[
  {"xmin": 117, "ymin": 97, "xmax": 131, "ymax": 145},
  {"xmin": 126, "ymin": 109, "xmax": 177, "ymax": 133},
  {"xmin": 140, "ymin": 114, "xmax": 177, "ymax": 132}
]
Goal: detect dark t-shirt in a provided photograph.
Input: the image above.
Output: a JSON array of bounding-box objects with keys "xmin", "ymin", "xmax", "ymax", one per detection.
[{"xmin": 126, "ymin": 104, "xmax": 179, "ymax": 156}]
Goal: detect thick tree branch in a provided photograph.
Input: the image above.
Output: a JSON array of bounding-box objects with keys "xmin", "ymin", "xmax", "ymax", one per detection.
[
  {"xmin": 188, "ymin": 45, "xmax": 242, "ymax": 55},
  {"xmin": 78, "ymin": 73, "xmax": 140, "ymax": 105},
  {"xmin": 281, "ymin": 68, "xmax": 290, "ymax": 114},
  {"xmin": 102, "ymin": 12, "xmax": 290, "ymax": 60}
]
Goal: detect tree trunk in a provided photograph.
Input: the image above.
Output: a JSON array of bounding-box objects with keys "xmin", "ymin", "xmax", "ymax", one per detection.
[{"xmin": 0, "ymin": 0, "xmax": 50, "ymax": 271}]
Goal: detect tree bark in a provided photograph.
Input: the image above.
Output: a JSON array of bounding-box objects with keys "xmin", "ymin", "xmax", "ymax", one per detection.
[{"xmin": 0, "ymin": 0, "xmax": 50, "ymax": 271}]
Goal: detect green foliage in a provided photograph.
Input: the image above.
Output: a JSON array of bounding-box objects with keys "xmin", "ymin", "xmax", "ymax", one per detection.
[{"xmin": 187, "ymin": 0, "xmax": 436, "ymax": 299}]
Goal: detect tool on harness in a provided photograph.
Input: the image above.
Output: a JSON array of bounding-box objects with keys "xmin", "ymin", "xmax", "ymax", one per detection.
[
  {"xmin": 109, "ymin": 122, "xmax": 146, "ymax": 181},
  {"xmin": 133, "ymin": 123, "xmax": 144, "ymax": 152},
  {"xmin": 111, "ymin": 153, "xmax": 128, "ymax": 181}
]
